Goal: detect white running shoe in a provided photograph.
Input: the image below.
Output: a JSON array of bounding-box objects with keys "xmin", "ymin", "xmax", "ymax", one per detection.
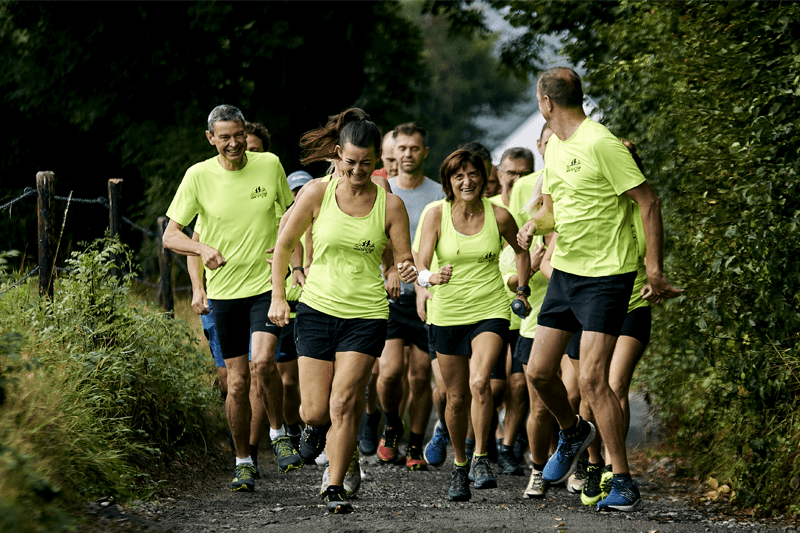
[
  {"xmin": 315, "ymin": 449, "xmax": 328, "ymax": 466},
  {"xmin": 524, "ymin": 468, "xmax": 546, "ymax": 499},
  {"xmin": 319, "ymin": 463, "xmax": 331, "ymax": 495}
]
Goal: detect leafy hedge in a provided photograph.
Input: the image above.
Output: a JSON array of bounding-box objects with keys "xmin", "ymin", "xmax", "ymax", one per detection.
[
  {"xmin": 489, "ymin": 0, "xmax": 800, "ymax": 514},
  {"xmin": 0, "ymin": 239, "xmax": 220, "ymax": 531}
]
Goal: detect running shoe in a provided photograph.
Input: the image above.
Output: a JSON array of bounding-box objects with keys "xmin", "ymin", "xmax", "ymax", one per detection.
[
  {"xmin": 468, "ymin": 456, "xmax": 498, "ymax": 489},
  {"xmin": 464, "ymin": 437, "xmax": 475, "ymax": 463},
  {"xmin": 344, "ymin": 448, "xmax": 362, "ymax": 496},
  {"xmin": 377, "ymin": 423, "xmax": 403, "ymax": 464},
  {"xmin": 322, "ymin": 485, "xmax": 353, "ymax": 514},
  {"xmin": 405, "ymin": 445, "xmax": 427, "ymax": 471},
  {"xmin": 230, "ymin": 463, "xmax": 257, "ymax": 492},
  {"xmin": 271, "ymin": 435, "xmax": 303, "ymax": 472},
  {"xmin": 497, "ymin": 444, "xmax": 524, "ymax": 476},
  {"xmin": 542, "ymin": 416, "xmax": 596, "ymax": 484},
  {"xmin": 288, "ymin": 429, "xmax": 302, "ymax": 452},
  {"xmin": 580, "ymin": 464, "xmax": 607, "ymax": 506},
  {"xmin": 600, "ymin": 463, "xmax": 613, "ymax": 495},
  {"xmin": 423, "ymin": 422, "xmax": 450, "ymax": 467},
  {"xmin": 358, "ymin": 409, "xmax": 382, "ymax": 456},
  {"xmin": 597, "ymin": 476, "xmax": 644, "ymax": 512},
  {"xmin": 299, "ymin": 424, "xmax": 327, "ymax": 464},
  {"xmin": 523, "ymin": 468, "xmax": 546, "ymax": 499},
  {"xmin": 319, "ymin": 463, "xmax": 331, "ymax": 495},
  {"xmin": 448, "ymin": 464, "xmax": 471, "ymax": 502},
  {"xmin": 567, "ymin": 452, "xmax": 589, "ymax": 493}
]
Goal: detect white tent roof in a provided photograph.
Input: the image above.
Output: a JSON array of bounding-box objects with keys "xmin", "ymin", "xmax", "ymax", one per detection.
[{"xmin": 491, "ymin": 97, "xmax": 602, "ymax": 171}]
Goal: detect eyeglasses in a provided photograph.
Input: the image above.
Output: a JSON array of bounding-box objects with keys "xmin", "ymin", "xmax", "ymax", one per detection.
[{"xmin": 501, "ymin": 169, "xmax": 529, "ymax": 179}]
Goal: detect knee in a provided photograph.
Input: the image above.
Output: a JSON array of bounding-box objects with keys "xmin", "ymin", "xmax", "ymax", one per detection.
[
  {"xmin": 227, "ymin": 373, "xmax": 250, "ymax": 401},
  {"xmin": 329, "ymin": 391, "xmax": 358, "ymax": 421},
  {"xmin": 469, "ymin": 375, "xmax": 491, "ymax": 399},
  {"xmin": 409, "ymin": 370, "xmax": 431, "ymax": 393},
  {"xmin": 579, "ymin": 371, "xmax": 606, "ymax": 400},
  {"xmin": 608, "ymin": 377, "xmax": 628, "ymax": 403},
  {"xmin": 447, "ymin": 392, "xmax": 469, "ymax": 413},
  {"xmin": 525, "ymin": 367, "xmax": 550, "ymax": 392}
]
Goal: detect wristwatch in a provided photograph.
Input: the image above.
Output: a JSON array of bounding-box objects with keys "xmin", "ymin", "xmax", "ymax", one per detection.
[{"xmin": 516, "ymin": 285, "xmax": 531, "ymax": 297}]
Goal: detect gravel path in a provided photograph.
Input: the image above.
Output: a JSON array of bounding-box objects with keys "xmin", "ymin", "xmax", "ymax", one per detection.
[{"xmin": 85, "ymin": 394, "xmax": 799, "ymax": 533}]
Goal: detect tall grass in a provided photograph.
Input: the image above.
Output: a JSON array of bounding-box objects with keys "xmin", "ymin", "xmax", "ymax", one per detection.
[{"xmin": 0, "ymin": 240, "xmax": 221, "ymax": 532}]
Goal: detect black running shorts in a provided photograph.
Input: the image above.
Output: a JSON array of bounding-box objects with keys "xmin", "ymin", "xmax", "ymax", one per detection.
[
  {"xmin": 209, "ymin": 291, "xmax": 279, "ymax": 360},
  {"xmin": 294, "ymin": 302, "xmax": 387, "ymax": 361}
]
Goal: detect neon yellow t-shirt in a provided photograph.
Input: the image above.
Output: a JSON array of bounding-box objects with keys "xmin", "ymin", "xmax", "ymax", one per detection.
[
  {"xmin": 542, "ymin": 118, "xmax": 644, "ymax": 277},
  {"xmin": 167, "ymin": 152, "xmax": 292, "ymax": 299},
  {"xmin": 507, "ymin": 170, "xmax": 543, "ymax": 229},
  {"xmin": 429, "ymin": 198, "xmax": 508, "ymax": 327},
  {"xmin": 300, "ymin": 178, "xmax": 389, "ymax": 320}
]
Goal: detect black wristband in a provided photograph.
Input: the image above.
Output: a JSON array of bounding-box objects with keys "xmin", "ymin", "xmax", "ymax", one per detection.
[
  {"xmin": 292, "ymin": 266, "xmax": 304, "ymax": 274},
  {"xmin": 516, "ymin": 285, "xmax": 531, "ymax": 297}
]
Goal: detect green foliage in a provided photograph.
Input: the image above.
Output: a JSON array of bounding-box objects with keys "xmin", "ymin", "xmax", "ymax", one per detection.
[
  {"xmin": 0, "ymin": 238, "xmax": 219, "ymax": 530},
  {"xmin": 403, "ymin": 1, "xmax": 530, "ymax": 176},
  {"xmin": 491, "ymin": 0, "xmax": 800, "ymax": 514}
]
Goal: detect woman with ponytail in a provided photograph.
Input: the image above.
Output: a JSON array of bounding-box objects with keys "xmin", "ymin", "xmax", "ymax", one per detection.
[{"xmin": 269, "ymin": 108, "xmax": 417, "ymax": 514}]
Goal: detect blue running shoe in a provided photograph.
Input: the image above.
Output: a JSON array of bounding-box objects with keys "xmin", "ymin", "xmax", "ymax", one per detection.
[
  {"xmin": 597, "ymin": 476, "xmax": 644, "ymax": 512},
  {"xmin": 423, "ymin": 422, "xmax": 450, "ymax": 467},
  {"xmin": 468, "ymin": 456, "xmax": 497, "ymax": 489},
  {"xmin": 542, "ymin": 416, "xmax": 596, "ymax": 484}
]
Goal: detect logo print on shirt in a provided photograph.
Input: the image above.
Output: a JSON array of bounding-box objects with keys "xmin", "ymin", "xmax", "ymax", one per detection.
[
  {"xmin": 566, "ymin": 158, "xmax": 582, "ymax": 173},
  {"xmin": 477, "ymin": 252, "xmax": 497, "ymax": 264},
  {"xmin": 353, "ymin": 240, "xmax": 376, "ymax": 253},
  {"xmin": 250, "ymin": 186, "xmax": 269, "ymax": 199}
]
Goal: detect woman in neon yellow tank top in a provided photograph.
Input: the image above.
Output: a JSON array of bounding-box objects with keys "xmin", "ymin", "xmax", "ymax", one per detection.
[
  {"xmin": 416, "ymin": 149, "xmax": 532, "ymax": 502},
  {"xmin": 268, "ymin": 109, "xmax": 417, "ymax": 515}
]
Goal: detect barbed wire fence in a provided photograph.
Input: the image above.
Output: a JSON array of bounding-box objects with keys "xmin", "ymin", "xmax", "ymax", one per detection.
[{"xmin": 0, "ymin": 172, "xmax": 192, "ymax": 309}]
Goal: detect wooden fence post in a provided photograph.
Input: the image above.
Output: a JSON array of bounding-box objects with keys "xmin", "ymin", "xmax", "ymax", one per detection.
[
  {"xmin": 108, "ymin": 178, "xmax": 123, "ymax": 280},
  {"xmin": 36, "ymin": 171, "xmax": 55, "ymax": 299},
  {"xmin": 156, "ymin": 216, "xmax": 174, "ymax": 313}
]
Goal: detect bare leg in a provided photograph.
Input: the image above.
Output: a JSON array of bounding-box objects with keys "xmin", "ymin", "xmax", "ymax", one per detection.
[
  {"xmin": 277, "ymin": 360, "xmax": 301, "ymax": 426},
  {"xmin": 376, "ymin": 338, "xmax": 405, "ymax": 422},
  {"xmin": 327, "ymin": 352, "xmax": 375, "ymax": 487},
  {"xmin": 608, "ymin": 336, "xmax": 645, "ymax": 438},
  {"xmin": 225, "ymin": 354, "xmax": 251, "ymax": 459},
  {"xmin": 579, "ymin": 331, "xmax": 629, "ymax": 475},
  {"xmin": 251, "ymin": 331, "xmax": 285, "ymax": 431},
  {"xmin": 525, "ymin": 326, "xmax": 575, "ymax": 429},
  {"xmin": 437, "ymin": 353, "xmax": 471, "ymax": 463},
  {"xmin": 249, "ymin": 361, "xmax": 267, "ymax": 447},
  {"xmin": 407, "ymin": 344, "xmax": 433, "ymax": 437},
  {"xmin": 469, "ymin": 332, "xmax": 505, "ymax": 455},
  {"xmin": 523, "ymin": 364, "xmax": 555, "ymax": 466},
  {"xmin": 366, "ymin": 358, "xmax": 380, "ymax": 415}
]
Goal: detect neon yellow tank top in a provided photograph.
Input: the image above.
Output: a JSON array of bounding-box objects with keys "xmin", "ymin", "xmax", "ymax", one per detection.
[
  {"xmin": 430, "ymin": 198, "xmax": 508, "ymax": 326},
  {"xmin": 300, "ymin": 178, "xmax": 389, "ymax": 319}
]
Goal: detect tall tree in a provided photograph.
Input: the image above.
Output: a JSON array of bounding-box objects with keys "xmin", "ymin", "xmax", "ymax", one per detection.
[{"xmin": 0, "ymin": 1, "xmax": 425, "ymax": 261}]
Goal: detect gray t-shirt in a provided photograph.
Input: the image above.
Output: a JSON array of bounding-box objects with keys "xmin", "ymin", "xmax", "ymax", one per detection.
[{"xmin": 388, "ymin": 176, "xmax": 446, "ymax": 297}]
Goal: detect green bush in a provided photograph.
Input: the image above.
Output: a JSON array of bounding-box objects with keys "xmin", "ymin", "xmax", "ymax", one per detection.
[{"xmin": 0, "ymin": 238, "xmax": 220, "ymax": 531}]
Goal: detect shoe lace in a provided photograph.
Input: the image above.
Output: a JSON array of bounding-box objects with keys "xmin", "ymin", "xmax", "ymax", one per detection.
[
  {"xmin": 274, "ymin": 436, "xmax": 296, "ymax": 457},
  {"xmin": 452, "ymin": 467, "xmax": 468, "ymax": 489},
  {"xmin": 473, "ymin": 457, "xmax": 490, "ymax": 478},
  {"xmin": 383, "ymin": 426, "xmax": 401, "ymax": 447},
  {"xmin": 584, "ymin": 465, "xmax": 602, "ymax": 493},
  {"xmin": 527, "ymin": 470, "xmax": 543, "ymax": 489},
  {"xmin": 235, "ymin": 463, "xmax": 256, "ymax": 478}
]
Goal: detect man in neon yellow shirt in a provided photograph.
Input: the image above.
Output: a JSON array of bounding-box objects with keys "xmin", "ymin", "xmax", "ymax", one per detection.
[
  {"xmin": 163, "ymin": 105, "xmax": 299, "ymax": 493},
  {"xmin": 517, "ymin": 67, "xmax": 683, "ymax": 512}
]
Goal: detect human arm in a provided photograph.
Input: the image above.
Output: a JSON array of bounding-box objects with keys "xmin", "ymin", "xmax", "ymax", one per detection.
[
  {"xmin": 186, "ymin": 230, "xmax": 210, "ymax": 315},
  {"xmin": 496, "ymin": 205, "xmax": 531, "ymax": 315},
  {"xmin": 384, "ymin": 194, "xmax": 417, "ymax": 284},
  {"xmin": 382, "ymin": 242, "xmax": 401, "ymax": 299},
  {"xmin": 517, "ymin": 194, "xmax": 555, "ymax": 249},
  {"xmin": 163, "ymin": 218, "xmax": 226, "ymax": 270},
  {"xmin": 539, "ymin": 232, "xmax": 558, "ymax": 280},
  {"xmin": 415, "ymin": 204, "xmax": 452, "ymax": 286},
  {"xmin": 268, "ymin": 182, "xmax": 323, "ymax": 327},
  {"xmin": 624, "ymin": 181, "xmax": 684, "ymax": 301}
]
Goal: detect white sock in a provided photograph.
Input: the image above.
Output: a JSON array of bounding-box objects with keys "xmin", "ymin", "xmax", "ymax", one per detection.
[
  {"xmin": 235, "ymin": 456, "xmax": 253, "ymax": 466},
  {"xmin": 270, "ymin": 425, "xmax": 287, "ymax": 440}
]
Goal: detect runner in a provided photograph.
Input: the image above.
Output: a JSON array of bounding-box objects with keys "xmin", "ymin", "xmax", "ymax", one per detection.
[
  {"xmin": 164, "ymin": 105, "xmax": 301, "ymax": 495},
  {"xmin": 517, "ymin": 67, "xmax": 683, "ymax": 512},
  {"xmin": 497, "ymin": 147, "xmax": 533, "ymax": 208},
  {"xmin": 565, "ymin": 138, "xmax": 660, "ymax": 507},
  {"xmin": 374, "ymin": 122, "xmax": 445, "ymax": 470},
  {"xmin": 416, "ymin": 149, "xmax": 531, "ymax": 502},
  {"xmin": 268, "ymin": 108, "xmax": 417, "ymax": 514}
]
